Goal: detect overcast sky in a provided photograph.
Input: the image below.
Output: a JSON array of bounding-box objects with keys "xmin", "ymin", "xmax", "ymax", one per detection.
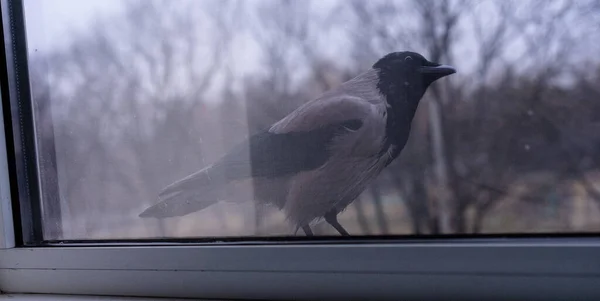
[
  {"xmin": 20, "ymin": 0, "xmax": 502, "ymax": 78},
  {"xmin": 22, "ymin": 0, "xmax": 599, "ymax": 90},
  {"xmin": 24, "ymin": 0, "xmax": 124, "ymax": 54}
]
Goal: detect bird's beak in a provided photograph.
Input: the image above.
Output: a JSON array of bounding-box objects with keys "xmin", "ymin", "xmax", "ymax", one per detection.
[{"xmin": 419, "ymin": 64, "xmax": 456, "ymax": 76}]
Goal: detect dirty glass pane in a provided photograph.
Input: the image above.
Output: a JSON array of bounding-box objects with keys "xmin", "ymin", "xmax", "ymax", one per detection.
[{"xmin": 24, "ymin": 0, "xmax": 600, "ymax": 240}]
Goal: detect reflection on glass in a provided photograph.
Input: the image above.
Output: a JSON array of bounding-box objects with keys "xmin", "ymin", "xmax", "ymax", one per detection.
[{"xmin": 25, "ymin": 0, "xmax": 600, "ymax": 239}]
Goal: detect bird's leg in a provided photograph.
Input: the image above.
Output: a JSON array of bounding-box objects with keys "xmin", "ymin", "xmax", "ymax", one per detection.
[
  {"xmin": 324, "ymin": 210, "xmax": 350, "ymax": 236},
  {"xmin": 302, "ymin": 225, "xmax": 314, "ymax": 236}
]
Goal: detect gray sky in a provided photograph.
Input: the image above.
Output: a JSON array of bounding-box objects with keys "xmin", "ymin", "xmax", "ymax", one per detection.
[
  {"xmin": 24, "ymin": 0, "xmax": 124, "ymax": 54},
  {"xmin": 22, "ymin": 0, "xmax": 598, "ymax": 91},
  {"xmin": 20, "ymin": 0, "xmax": 491, "ymax": 82}
]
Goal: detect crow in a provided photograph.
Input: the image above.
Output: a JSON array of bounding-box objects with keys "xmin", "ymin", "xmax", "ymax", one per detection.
[{"xmin": 139, "ymin": 51, "xmax": 456, "ymax": 236}]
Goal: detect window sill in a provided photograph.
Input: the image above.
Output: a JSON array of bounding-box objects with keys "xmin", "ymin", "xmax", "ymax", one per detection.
[{"xmin": 1, "ymin": 239, "xmax": 599, "ymax": 300}]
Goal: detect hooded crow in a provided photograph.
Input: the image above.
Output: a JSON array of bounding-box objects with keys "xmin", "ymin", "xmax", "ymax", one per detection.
[{"xmin": 139, "ymin": 51, "xmax": 456, "ymax": 236}]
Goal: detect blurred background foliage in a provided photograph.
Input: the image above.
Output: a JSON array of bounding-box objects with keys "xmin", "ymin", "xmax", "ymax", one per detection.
[{"xmin": 26, "ymin": 0, "xmax": 600, "ymax": 239}]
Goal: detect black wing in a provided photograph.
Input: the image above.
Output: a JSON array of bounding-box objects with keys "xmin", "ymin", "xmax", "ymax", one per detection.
[{"xmin": 215, "ymin": 119, "xmax": 363, "ymax": 180}]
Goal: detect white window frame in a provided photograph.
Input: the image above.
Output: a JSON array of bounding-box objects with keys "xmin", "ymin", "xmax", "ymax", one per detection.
[{"xmin": 1, "ymin": 0, "xmax": 600, "ymax": 300}]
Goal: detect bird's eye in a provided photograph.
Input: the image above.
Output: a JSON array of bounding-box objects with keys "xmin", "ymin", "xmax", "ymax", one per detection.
[{"xmin": 404, "ymin": 56, "xmax": 413, "ymax": 62}]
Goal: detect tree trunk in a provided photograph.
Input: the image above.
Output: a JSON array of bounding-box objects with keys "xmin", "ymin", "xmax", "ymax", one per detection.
[
  {"xmin": 370, "ymin": 182, "xmax": 389, "ymax": 234},
  {"xmin": 395, "ymin": 171, "xmax": 431, "ymax": 235},
  {"xmin": 353, "ymin": 197, "xmax": 372, "ymax": 235},
  {"xmin": 452, "ymin": 201, "xmax": 468, "ymax": 234},
  {"xmin": 428, "ymin": 97, "xmax": 453, "ymax": 234}
]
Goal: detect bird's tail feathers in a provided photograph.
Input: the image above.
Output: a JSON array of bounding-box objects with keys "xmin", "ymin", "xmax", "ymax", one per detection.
[{"xmin": 139, "ymin": 166, "xmax": 227, "ymax": 218}]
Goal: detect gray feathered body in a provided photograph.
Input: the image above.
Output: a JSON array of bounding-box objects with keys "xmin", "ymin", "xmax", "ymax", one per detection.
[
  {"xmin": 268, "ymin": 70, "xmax": 394, "ymax": 227},
  {"xmin": 140, "ymin": 70, "xmax": 396, "ymax": 228},
  {"xmin": 140, "ymin": 51, "xmax": 455, "ymax": 234}
]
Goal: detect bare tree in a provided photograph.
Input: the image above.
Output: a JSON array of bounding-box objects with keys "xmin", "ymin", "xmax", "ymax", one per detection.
[
  {"xmin": 32, "ymin": 0, "xmax": 243, "ymax": 238},
  {"xmin": 412, "ymin": 0, "xmax": 468, "ymax": 233},
  {"xmin": 29, "ymin": 0, "xmax": 600, "ymax": 238}
]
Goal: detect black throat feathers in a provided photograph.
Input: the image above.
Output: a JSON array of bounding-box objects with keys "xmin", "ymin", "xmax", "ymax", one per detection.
[{"xmin": 376, "ymin": 69, "xmax": 422, "ymax": 164}]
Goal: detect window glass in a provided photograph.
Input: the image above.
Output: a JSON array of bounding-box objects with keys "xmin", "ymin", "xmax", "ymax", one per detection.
[{"xmin": 23, "ymin": 0, "xmax": 600, "ymax": 240}]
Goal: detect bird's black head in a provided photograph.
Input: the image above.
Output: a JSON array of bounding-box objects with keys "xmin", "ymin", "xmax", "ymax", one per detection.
[{"xmin": 373, "ymin": 51, "xmax": 456, "ymax": 104}]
